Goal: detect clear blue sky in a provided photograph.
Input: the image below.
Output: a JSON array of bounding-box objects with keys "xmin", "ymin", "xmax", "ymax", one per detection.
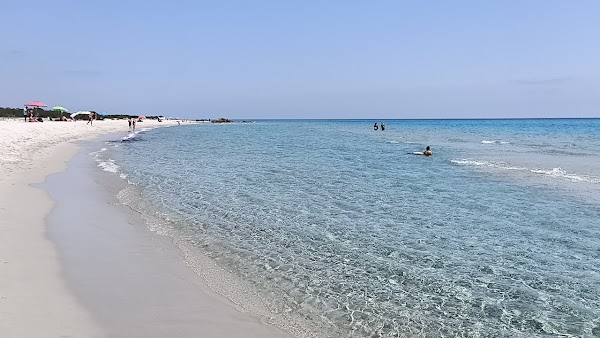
[{"xmin": 1, "ymin": 1, "xmax": 599, "ymax": 118}]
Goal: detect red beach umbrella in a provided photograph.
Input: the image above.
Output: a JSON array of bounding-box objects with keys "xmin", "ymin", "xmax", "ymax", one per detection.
[{"xmin": 25, "ymin": 101, "xmax": 47, "ymax": 107}]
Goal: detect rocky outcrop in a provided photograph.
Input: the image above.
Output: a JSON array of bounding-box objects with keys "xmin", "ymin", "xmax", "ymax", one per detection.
[{"xmin": 210, "ymin": 118, "xmax": 233, "ymax": 123}]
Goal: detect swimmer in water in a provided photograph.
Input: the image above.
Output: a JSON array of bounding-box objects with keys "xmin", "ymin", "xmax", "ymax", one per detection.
[
  {"xmin": 423, "ymin": 146, "xmax": 432, "ymax": 156},
  {"xmin": 410, "ymin": 146, "xmax": 432, "ymax": 156}
]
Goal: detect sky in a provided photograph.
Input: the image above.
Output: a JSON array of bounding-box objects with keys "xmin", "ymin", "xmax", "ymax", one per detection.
[{"xmin": 1, "ymin": 0, "xmax": 599, "ymax": 119}]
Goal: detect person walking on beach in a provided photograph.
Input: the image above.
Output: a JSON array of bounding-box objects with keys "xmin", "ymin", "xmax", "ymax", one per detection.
[
  {"xmin": 374, "ymin": 122, "xmax": 378, "ymax": 131},
  {"xmin": 128, "ymin": 117, "xmax": 132, "ymax": 131},
  {"xmin": 23, "ymin": 107, "xmax": 28, "ymax": 122},
  {"xmin": 87, "ymin": 112, "xmax": 94, "ymax": 126},
  {"xmin": 132, "ymin": 118, "xmax": 136, "ymax": 131}
]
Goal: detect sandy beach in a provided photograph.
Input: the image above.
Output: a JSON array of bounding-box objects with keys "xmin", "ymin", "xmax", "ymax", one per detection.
[{"xmin": 0, "ymin": 119, "xmax": 290, "ymax": 338}]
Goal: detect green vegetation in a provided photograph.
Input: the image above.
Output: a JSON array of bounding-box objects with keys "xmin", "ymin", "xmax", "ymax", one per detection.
[{"xmin": 0, "ymin": 107, "xmax": 163, "ymax": 120}]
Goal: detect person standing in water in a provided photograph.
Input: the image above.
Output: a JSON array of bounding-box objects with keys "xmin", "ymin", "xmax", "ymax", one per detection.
[
  {"xmin": 381, "ymin": 122, "xmax": 385, "ymax": 131},
  {"xmin": 128, "ymin": 117, "xmax": 132, "ymax": 131},
  {"xmin": 373, "ymin": 122, "xmax": 378, "ymax": 131}
]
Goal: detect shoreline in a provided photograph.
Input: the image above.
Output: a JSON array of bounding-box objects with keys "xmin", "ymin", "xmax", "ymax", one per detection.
[
  {"xmin": 0, "ymin": 119, "xmax": 175, "ymax": 337},
  {"xmin": 0, "ymin": 141, "xmax": 105, "ymax": 337},
  {"xmin": 0, "ymin": 119, "xmax": 289, "ymax": 337},
  {"xmin": 42, "ymin": 135, "xmax": 291, "ymax": 337}
]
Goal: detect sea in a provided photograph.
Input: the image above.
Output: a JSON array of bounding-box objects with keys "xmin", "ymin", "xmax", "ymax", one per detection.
[{"xmin": 90, "ymin": 119, "xmax": 600, "ymax": 337}]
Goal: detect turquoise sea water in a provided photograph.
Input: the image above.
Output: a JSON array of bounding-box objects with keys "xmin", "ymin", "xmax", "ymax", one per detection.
[{"xmin": 92, "ymin": 119, "xmax": 600, "ymax": 337}]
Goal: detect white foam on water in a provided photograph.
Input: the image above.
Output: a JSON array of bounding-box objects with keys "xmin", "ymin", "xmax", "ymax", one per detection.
[
  {"xmin": 453, "ymin": 159, "xmax": 600, "ymax": 184},
  {"xmin": 481, "ymin": 140, "xmax": 510, "ymax": 144},
  {"xmin": 97, "ymin": 158, "xmax": 120, "ymax": 173},
  {"xmin": 122, "ymin": 132, "xmax": 138, "ymax": 141},
  {"xmin": 530, "ymin": 167, "xmax": 600, "ymax": 183},
  {"xmin": 451, "ymin": 159, "xmax": 526, "ymax": 171}
]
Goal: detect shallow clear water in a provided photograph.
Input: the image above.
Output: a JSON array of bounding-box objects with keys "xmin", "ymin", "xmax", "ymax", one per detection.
[{"xmin": 93, "ymin": 119, "xmax": 600, "ymax": 337}]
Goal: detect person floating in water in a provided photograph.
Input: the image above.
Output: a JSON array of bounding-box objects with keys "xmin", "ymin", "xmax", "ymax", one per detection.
[
  {"xmin": 424, "ymin": 146, "xmax": 432, "ymax": 156},
  {"xmin": 373, "ymin": 122, "xmax": 378, "ymax": 131},
  {"xmin": 381, "ymin": 122, "xmax": 385, "ymax": 131},
  {"xmin": 410, "ymin": 146, "xmax": 432, "ymax": 156}
]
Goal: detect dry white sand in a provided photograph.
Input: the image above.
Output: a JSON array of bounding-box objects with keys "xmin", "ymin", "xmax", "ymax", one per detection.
[
  {"xmin": 0, "ymin": 118, "xmax": 176, "ymax": 185},
  {"xmin": 0, "ymin": 119, "xmax": 289, "ymax": 337}
]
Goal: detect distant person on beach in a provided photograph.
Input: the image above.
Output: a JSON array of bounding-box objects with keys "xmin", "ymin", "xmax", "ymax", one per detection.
[
  {"xmin": 128, "ymin": 117, "xmax": 132, "ymax": 131},
  {"xmin": 374, "ymin": 122, "xmax": 378, "ymax": 131},
  {"xmin": 87, "ymin": 112, "xmax": 94, "ymax": 126},
  {"xmin": 132, "ymin": 119, "xmax": 136, "ymax": 131},
  {"xmin": 381, "ymin": 123, "xmax": 385, "ymax": 131},
  {"xmin": 23, "ymin": 108, "xmax": 27, "ymax": 122}
]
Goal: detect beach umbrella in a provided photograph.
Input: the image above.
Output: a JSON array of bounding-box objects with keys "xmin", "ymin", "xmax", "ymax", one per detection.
[
  {"xmin": 24, "ymin": 101, "xmax": 47, "ymax": 118},
  {"xmin": 52, "ymin": 106, "xmax": 68, "ymax": 112},
  {"xmin": 70, "ymin": 111, "xmax": 90, "ymax": 119},
  {"xmin": 52, "ymin": 106, "xmax": 68, "ymax": 119},
  {"xmin": 138, "ymin": 115, "xmax": 146, "ymax": 119},
  {"xmin": 25, "ymin": 101, "xmax": 47, "ymax": 107}
]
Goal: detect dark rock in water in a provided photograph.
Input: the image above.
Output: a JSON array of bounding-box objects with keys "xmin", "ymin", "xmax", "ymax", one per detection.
[{"xmin": 211, "ymin": 118, "xmax": 233, "ymax": 123}]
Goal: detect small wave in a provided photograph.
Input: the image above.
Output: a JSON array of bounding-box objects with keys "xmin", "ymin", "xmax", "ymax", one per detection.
[
  {"xmin": 388, "ymin": 141, "xmax": 400, "ymax": 144},
  {"xmin": 481, "ymin": 140, "xmax": 510, "ymax": 145},
  {"xmin": 530, "ymin": 167, "xmax": 600, "ymax": 183},
  {"xmin": 525, "ymin": 143, "xmax": 551, "ymax": 148},
  {"xmin": 97, "ymin": 159, "xmax": 120, "ymax": 173},
  {"xmin": 542, "ymin": 149, "xmax": 591, "ymax": 157},
  {"xmin": 451, "ymin": 159, "xmax": 526, "ymax": 171},
  {"xmin": 122, "ymin": 132, "xmax": 138, "ymax": 141},
  {"xmin": 452, "ymin": 159, "xmax": 600, "ymax": 184},
  {"xmin": 89, "ymin": 148, "xmax": 107, "ymax": 158}
]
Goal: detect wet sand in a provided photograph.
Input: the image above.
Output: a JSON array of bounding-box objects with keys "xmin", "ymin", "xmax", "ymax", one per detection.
[{"xmin": 0, "ymin": 119, "xmax": 290, "ymax": 337}]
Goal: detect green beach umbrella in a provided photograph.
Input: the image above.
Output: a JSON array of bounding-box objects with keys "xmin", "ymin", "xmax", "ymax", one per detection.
[
  {"xmin": 52, "ymin": 106, "xmax": 69, "ymax": 119},
  {"xmin": 52, "ymin": 106, "xmax": 69, "ymax": 112}
]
